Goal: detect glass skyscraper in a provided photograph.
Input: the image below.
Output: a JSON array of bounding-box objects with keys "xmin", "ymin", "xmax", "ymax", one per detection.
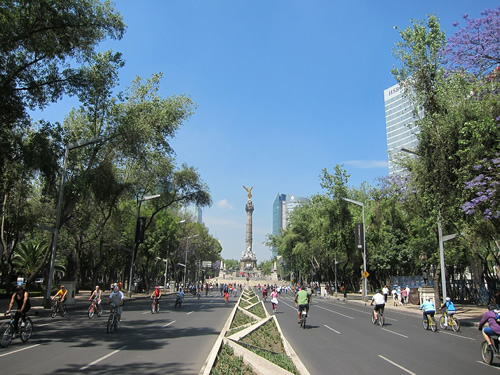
[
  {"xmin": 272, "ymin": 193, "xmax": 308, "ymax": 257},
  {"xmin": 384, "ymin": 83, "xmax": 420, "ymax": 175}
]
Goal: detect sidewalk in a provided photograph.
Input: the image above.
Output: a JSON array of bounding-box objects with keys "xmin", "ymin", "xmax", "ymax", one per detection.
[{"xmin": 318, "ymin": 293, "xmax": 488, "ymax": 327}]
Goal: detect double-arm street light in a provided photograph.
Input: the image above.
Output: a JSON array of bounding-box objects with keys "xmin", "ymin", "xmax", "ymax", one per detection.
[
  {"xmin": 128, "ymin": 194, "xmax": 161, "ymax": 296},
  {"xmin": 343, "ymin": 198, "xmax": 367, "ymax": 302},
  {"xmin": 45, "ymin": 137, "xmax": 103, "ymax": 308}
]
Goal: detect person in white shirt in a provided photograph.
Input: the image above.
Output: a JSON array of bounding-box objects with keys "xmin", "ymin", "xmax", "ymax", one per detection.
[
  {"xmin": 371, "ymin": 290, "xmax": 386, "ymax": 321},
  {"xmin": 382, "ymin": 285, "xmax": 389, "ymax": 302},
  {"xmin": 108, "ymin": 285, "xmax": 124, "ymax": 321}
]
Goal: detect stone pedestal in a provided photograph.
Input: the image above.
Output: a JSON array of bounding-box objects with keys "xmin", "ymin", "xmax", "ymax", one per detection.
[{"xmin": 418, "ymin": 285, "xmax": 436, "ymax": 305}]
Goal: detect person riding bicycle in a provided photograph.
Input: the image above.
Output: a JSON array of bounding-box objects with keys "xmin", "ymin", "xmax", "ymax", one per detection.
[
  {"xmin": 439, "ymin": 296, "xmax": 456, "ymax": 327},
  {"xmin": 295, "ymin": 285, "xmax": 310, "ymax": 323},
  {"xmin": 420, "ymin": 298, "xmax": 435, "ymax": 323},
  {"xmin": 108, "ymin": 285, "xmax": 124, "ymax": 321},
  {"xmin": 6, "ymin": 285, "xmax": 31, "ymax": 333},
  {"xmin": 370, "ymin": 290, "xmax": 385, "ymax": 321},
  {"xmin": 262, "ymin": 285, "xmax": 268, "ymax": 300},
  {"xmin": 151, "ymin": 286, "xmax": 162, "ymax": 301},
  {"xmin": 479, "ymin": 309, "xmax": 500, "ymax": 352},
  {"xmin": 89, "ymin": 285, "xmax": 102, "ymax": 304},
  {"xmin": 52, "ymin": 285, "xmax": 68, "ymax": 309}
]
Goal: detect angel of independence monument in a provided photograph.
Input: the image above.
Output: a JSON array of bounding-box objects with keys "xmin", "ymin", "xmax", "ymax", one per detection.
[{"xmin": 240, "ymin": 186, "xmax": 260, "ymax": 279}]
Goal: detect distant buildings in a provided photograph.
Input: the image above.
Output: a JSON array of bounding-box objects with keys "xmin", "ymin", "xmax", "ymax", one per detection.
[
  {"xmin": 272, "ymin": 193, "xmax": 308, "ymax": 257},
  {"xmin": 384, "ymin": 82, "xmax": 420, "ymax": 175},
  {"xmin": 180, "ymin": 204, "xmax": 203, "ymax": 224}
]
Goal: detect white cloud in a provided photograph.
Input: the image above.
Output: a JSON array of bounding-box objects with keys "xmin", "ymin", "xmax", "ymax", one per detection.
[
  {"xmin": 344, "ymin": 160, "xmax": 388, "ymax": 169},
  {"xmin": 216, "ymin": 199, "xmax": 233, "ymax": 210}
]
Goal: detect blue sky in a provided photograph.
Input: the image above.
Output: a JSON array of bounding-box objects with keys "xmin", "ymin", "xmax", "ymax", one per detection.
[{"xmin": 34, "ymin": 1, "xmax": 499, "ymax": 262}]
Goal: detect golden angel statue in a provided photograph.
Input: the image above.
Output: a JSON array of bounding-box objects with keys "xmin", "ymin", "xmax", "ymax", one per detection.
[{"xmin": 242, "ymin": 185, "xmax": 254, "ymax": 200}]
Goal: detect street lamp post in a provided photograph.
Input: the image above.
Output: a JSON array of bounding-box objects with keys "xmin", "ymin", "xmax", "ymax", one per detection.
[
  {"xmin": 343, "ymin": 198, "xmax": 367, "ymax": 302},
  {"xmin": 128, "ymin": 194, "xmax": 161, "ymax": 297},
  {"xmin": 45, "ymin": 137, "xmax": 103, "ymax": 308},
  {"xmin": 156, "ymin": 257, "xmax": 168, "ymax": 289},
  {"xmin": 183, "ymin": 234, "xmax": 199, "ymax": 288}
]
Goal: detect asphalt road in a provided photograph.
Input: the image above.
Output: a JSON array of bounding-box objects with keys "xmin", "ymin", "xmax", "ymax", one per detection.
[
  {"xmin": 0, "ymin": 292, "xmax": 233, "ymax": 375},
  {"xmin": 264, "ymin": 292, "xmax": 499, "ymax": 375}
]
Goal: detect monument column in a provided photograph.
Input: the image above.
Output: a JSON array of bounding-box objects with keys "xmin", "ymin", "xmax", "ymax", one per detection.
[{"xmin": 245, "ymin": 200, "xmax": 254, "ymax": 252}]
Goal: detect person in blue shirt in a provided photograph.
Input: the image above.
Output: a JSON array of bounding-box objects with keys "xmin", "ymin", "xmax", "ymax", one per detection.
[
  {"xmin": 439, "ymin": 297, "xmax": 456, "ymax": 327},
  {"xmin": 420, "ymin": 298, "xmax": 435, "ymax": 322},
  {"xmin": 175, "ymin": 287, "xmax": 184, "ymax": 308}
]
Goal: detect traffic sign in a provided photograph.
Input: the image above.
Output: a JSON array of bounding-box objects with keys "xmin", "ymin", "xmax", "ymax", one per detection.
[
  {"xmin": 202, "ymin": 261, "xmax": 212, "ymax": 268},
  {"xmin": 363, "ymin": 271, "xmax": 370, "ymax": 278}
]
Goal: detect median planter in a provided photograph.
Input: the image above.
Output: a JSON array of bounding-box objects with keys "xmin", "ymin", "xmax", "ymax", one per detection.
[{"xmin": 200, "ymin": 287, "xmax": 309, "ymax": 375}]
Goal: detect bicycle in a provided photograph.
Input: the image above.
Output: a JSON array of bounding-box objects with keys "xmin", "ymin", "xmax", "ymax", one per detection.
[
  {"xmin": 151, "ymin": 297, "xmax": 160, "ymax": 314},
  {"xmin": 299, "ymin": 306, "xmax": 307, "ymax": 329},
  {"xmin": 422, "ymin": 313, "xmax": 437, "ymax": 332},
  {"xmin": 174, "ymin": 296, "xmax": 183, "ymax": 308},
  {"xmin": 439, "ymin": 311, "xmax": 460, "ymax": 332},
  {"xmin": 51, "ymin": 298, "xmax": 67, "ymax": 318},
  {"xmin": 88, "ymin": 298, "xmax": 103, "ymax": 319},
  {"xmin": 1, "ymin": 311, "xmax": 33, "ymax": 348},
  {"xmin": 481, "ymin": 335, "xmax": 500, "ymax": 365},
  {"xmin": 371, "ymin": 308, "xmax": 385, "ymax": 326},
  {"xmin": 106, "ymin": 305, "xmax": 119, "ymax": 334}
]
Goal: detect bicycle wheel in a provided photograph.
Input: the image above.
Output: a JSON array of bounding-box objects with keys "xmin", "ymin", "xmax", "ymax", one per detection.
[
  {"xmin": 451, "ymin": 317, "xmax": 460, "ymax": 332},
  {"xmin": 151, "ymin": 302, "xmax": 156, "ymax": 314},
  {"xmin": 114, "ymin": 316, "xmax": 119, "ymax": 332},
  {"xmin": 422, "ymin": 318, "xmax": 429, "ymax": 330},
  {"xmin": 302, "ymin": 316, "xmax": 306, "ymax": 329},
  {"xmin": 439, "ymin": 315, "xmax": 446, "ymax": 329},
  {"xmin": 97, "ymin": 304, "xmax": 103, "ymax": 317},
  {"xmin": 107, "ymin": 315, "xmax": 114, "ymax": 334},
  {"xmin": 51, "ymin": 305, "xmax": 57, "ymax": 318},
  {"xmin": 156, "ymin": 303, "xmax": 160, "ymax": 313},
  {"xmin": 430, "ymin": 319, "xmax": 437, "ymax": 332},
  {"xmin": 88, "ymin": 305, "xmax": 95, "ymax": 319},
  {"xmin": 371, "ymin": 313, "xmax": 376, "ymax": 324},
  {"xmin": 378, "ymin": 314, "xmax": 385, "ymax": 327},
  {"xmin": 0, "ymin": 323, "xmax": 14, "ymax": 348},
  {"xmin": 20, "ymin": 318, "xmax": 33, "ymax": 342},
  {"xmin": 482, "ymin": 340, "xmax": 494, "ymax": 365},
  {"xmin": 60, "ymin": 304, "xmax": 67, "ymax": 317}
]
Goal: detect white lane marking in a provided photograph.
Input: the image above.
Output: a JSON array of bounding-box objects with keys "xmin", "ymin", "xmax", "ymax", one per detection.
[
  {"xmin": 320, "ymin": 299, "xmax": 399, "ymax": 321},
  {"xmin": 477, "ymin": 361, "xmax": 500, "ymax": 370},
  {"xmin": 80, "ymin": 345, "xmax": 127, "ymax": 370},
  {"xmin": 142, "ymin": 311, "xmax": 150, "ymax": 315},
  {"xmin": 199, "ymin": 305, "xmax": 205, "ymax": 309},
  {"xmin": 163, "ymin": 320, "xmax": 175, "ymax": 328},
  {"xmin": 36, "ymin": 323, "xmax": 51, "ymax": 327},
  {"xmin": 324, "ymin": 324, "xmax": 341, "ymax": 334},
  {"xmin": 187, "ymin": 311, "xmax": 194, "ymax": 315},
  {"xmin": 0, "ymin": 344, "xmax": 40, "ymax": 357},
  {"xmin": 378, "ymin": 355, "xmax": 416, "ymax": 374},
  {"xmin": 381, "ymin": 328, "xmax": 408, "ymax": 338},
  {"xmin": 439, "ymin": 330, "xmax": 475, "ymax": 340},
  {"xmin": 316, "ymin": 305, "xmax": 354, "ymax": 319}
]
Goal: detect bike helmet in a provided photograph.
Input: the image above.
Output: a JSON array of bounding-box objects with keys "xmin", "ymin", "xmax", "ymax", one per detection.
[
  {"xmin": 60, "ymin": 285, "xmax": 65, "ymax": 288},
  {"xmin": 445, "ymin": 297, "xmax": 451, "ymax": 301},
  {"xmin": 156, "ymin": 286, "xmax": 160, "ymax": 289},
  {"xmin": 113, "ymin": 285, "xmax": 119, "ymax": 292}
]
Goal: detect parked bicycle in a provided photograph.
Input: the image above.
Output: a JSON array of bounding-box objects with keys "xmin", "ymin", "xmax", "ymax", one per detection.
[
  {"xmin": 1, "ymin": 311, "xmax": 33, "ymax": 348},
  {"xmin": 107, "ymin": 305, "xmax": 119, "ymax": 334},
  {"xmin": 481, "ymin": 334, "xmax": 500, "ymax": 365},
  {"xmin": 423, "ymin": 313, "xmax": 437, "ymax": 332},
  {"xmin": 88, "ymin": 298, "xmax": 102, "ymax": 319},
  {"xmin": 51, "ymin": 298, "xmax": 66, "ymax": 318},
  {"xmin": 439, "ymin": 311, "xmax": 460, "ymax": 332},
  {"xmin": 151, "ymin": 297, "xmax": 160, "ymax": 314},
  {"xmin": 371, "ymin": 308, "xmax": 385, "ymax": 326}
]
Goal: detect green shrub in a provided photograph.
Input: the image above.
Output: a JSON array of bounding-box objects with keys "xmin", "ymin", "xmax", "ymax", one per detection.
[{"xmin": 211, "ymin": 344, "xmax": 255, "ymax": 375}]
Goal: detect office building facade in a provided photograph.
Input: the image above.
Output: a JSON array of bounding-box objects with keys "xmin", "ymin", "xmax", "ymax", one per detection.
[{"xmin": 384, "ymin": 83, "xmax": 420, "ymax": 175}]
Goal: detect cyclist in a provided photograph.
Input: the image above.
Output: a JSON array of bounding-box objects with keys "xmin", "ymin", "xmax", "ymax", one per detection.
[
  {"xmin": 176, "ymin": 287, "xmax": 184, "ymax": 307},
  {"xmin": 294, "ymin": 285, "xmax": 310, "ymax": 323},
  {"xmin": 420, "ymin": 298, "xmax": 435, "ymax": 324},
  {"xmin": 89, "ymin": 285, "xmax": 102, "ymax": 313},
  {"xmin": 151, "ymin": 286, "xmax": 161, "ymax": 308},
  {"xmin": 479, "ymin": 309, "xmax": 500, "ymax": 352},
  {"xmin": 270, "ymin": 288, "xmax": 279, "ymax": 313},
  {"xmin": 370, "ymin": 290, "xmax": 385, "ymax": 322},
  {"xmin": 108, "ymin": 285, "xmax": 124, "ymax": 321},
  {"xmin": 439, "ymin": 296, "xmax": 456, "ymax": 327},
  {"xmin": 223, "ymin": 284, "xmax": 229, "ymax": 303},
  {"xmin": 6, "ymin": 285, "xmax": 31, "ymax": 333},
  {"xmin": 262, "ymin": 285, "xmax": 268, "ymax": 301},
  {"xmin": 52, "ymin": 285, "xmax": 68, "ymax": 310}
]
